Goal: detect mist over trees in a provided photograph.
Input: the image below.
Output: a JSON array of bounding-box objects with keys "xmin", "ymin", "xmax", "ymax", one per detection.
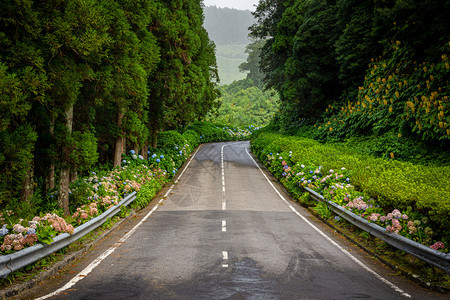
[{"xmin": 203, "ymin": 6, "xmax": 254, "ymax": 45}]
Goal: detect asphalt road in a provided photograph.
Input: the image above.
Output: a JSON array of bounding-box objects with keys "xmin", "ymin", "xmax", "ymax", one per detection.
[{"xmin": 26, "ymin": 141, "xmax": 446, "ymax": 299}]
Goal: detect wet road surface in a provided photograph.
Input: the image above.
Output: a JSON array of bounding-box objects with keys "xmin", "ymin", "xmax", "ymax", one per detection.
[{"xmin": 25, "ymin": 141, "xmax": 446, "ymax": 299}]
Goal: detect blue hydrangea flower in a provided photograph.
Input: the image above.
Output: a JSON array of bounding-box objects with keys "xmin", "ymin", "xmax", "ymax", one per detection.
[
  {"xmin": 179, "ymin": 151, "xmax": 183, "ymax": 154},
  {"xmin": 122, "ymin": 160, "xmax": 127, "ymax": 163},
  {"xmin": 27, "ymin": 228, "xmax": 36, "ymax": 235},
  {"xmin": 92, "ymin": 172, "xmax": 96, "ymax": 175},
  {"xmin": 130, "ymin": 150, "xmax": 136, "ymax": 155},
  {"xmin": 0, "ymin": 225, "xmax": 8, "ymax": 237},
  {"xmin": 160, "ymin": 155, "xmax": 164, "ymax": 159},
  {"xmin": 156, "ymin": 159, "xmax": 160, "ymax": 163},
  {"xmin": 152, "ymin": 154, "xmax": 157, "ymax": 159},
  {"xmin": 138, "ymin": 155, "xmax": 144, "ymax": 160},
  {"xmin": 147, "ymin": 151, "xmax": 150, "ymax": 154},
  {"xmin": 346, "ymin": 178, "xmax": 350, "ymax": 182}
]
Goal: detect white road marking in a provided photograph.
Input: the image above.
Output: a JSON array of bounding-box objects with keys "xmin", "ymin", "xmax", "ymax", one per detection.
[
  {"xmin": 222, "ymin": 220, "xmax": 227, "ymax": 232},
  {"xmin": 221, "ymin": 145, "xmax": 227, "ymax": 211},
  {"xmin": 222, "ymin": 264, "xmax": 229, "ymax": 268},
  {"xmin": 245, "ymin": 148, "xmax": 411, "ymax": 299},
  {"xmin": 37, "ymin": 146, "xmax": 202, "ymax": 300},
  {"xmin": 222, "ymin": 251, "xmax": 228, "ymax": 260}
]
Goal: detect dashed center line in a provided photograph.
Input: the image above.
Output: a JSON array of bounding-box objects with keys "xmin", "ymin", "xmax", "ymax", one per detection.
[
  {"xmin": 222, "ymin": 250, "xmax": 229, "ymax": 267},
  {"xmin": 221, "ymin": 145, "xmax": 229, "ymax": 268},
  {"xmin": 221, "ymin": 145, "xmax": 227, "ymax": 211}
]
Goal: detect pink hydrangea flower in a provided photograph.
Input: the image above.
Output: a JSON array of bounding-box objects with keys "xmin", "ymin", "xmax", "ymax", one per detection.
[{"xmin": 430, "ymin": 241, "xmax": 445, "ymax": 250}]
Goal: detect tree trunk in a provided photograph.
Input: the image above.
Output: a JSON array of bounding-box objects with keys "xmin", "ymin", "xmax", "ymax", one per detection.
[
  {"xmin": 58, "ymin": 169, "xmax": 70, "ymax": 215},
  {"xmin": 134, "ymin": 143, "xmax": 139, "ymax": 156},
  {"xmin": 70, "ymin": 170, "xmax": 78, "ymax": 182},
  {"xmin": 48, "ymin": 165, "xmax": 55, "ymax": 190},
  {"xmin": 114, "ymin": 109, "xmax": 125, "ymax": 167},
  {"xmin": 21, "ymin": 162, "xmax": 34, "ymax": 202},
  {"xmin": 48, "ymin": 118, "xmax": 55, "ymax": 191},
  {"xmin": 141, "ymin": 141, "xmax": 148, "ymax": 160},
  {"xmin": 58, "ymin": 104, "xmax": 73, "ymax": 216},
  {"xmin": 151, "ymin": 127, "xmax": 158, "ymax": 148}
]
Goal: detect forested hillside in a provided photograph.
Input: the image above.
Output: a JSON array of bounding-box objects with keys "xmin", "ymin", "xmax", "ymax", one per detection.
[
  {"xmin": 252, "ymin": 0, "xmax": 449, "ymax": 151},
  {"xmin": 203, "ymin": 6, "xmax": 253, "ymax": 45},
  {"xmin": 207, "ymin": 78, "xmax": 278, "ymax": 126},
  {"xmin": 0, "ymin": 0, "xmax": 219, "ymax": 215},
  {"xmin": 210, "ymin": 38, "xmax": 279, "ymax": 126},
  {"xmin": 203, "ymin": 6, "xmax": 255, "ymax": 84}
]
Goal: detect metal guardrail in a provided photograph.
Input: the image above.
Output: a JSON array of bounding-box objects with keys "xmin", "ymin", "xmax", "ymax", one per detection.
[
  {"xmin": 0, "ymin": 192, "xmax": 137, "ymax": 278},
  {"xmin": 304, "ymin": 187, "xmax": 450, "ymax": 274}
]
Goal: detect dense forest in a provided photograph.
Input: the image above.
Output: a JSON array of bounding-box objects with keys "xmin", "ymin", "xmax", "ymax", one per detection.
[
  {"xmin": 0, "ymin": 0, "xmax": 219, "ymax": 215},
  {"xmin": 209, "ymin": 38, "xmax": 278, "ymax": 126},
  {"xmin": 251, "ymin": 0, "xmax": 449, "ymax": 149},
  {"xmin": 207, "ymin": 78, "xmax": 278, "ymax": 126}
]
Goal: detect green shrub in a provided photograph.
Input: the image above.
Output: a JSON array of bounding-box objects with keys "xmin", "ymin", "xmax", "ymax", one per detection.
[{"xmin": 251, "ymin": 132, "xmax": 450, "ymax": 247}]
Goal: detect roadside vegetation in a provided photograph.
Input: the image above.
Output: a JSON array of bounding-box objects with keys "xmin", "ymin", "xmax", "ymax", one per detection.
[
  {"xmin": 246, "ymin": 0, "xmax": 449, "ymax": 287},
  {"xmin": 0, "ymin": 122, "xmax": 258, "ymax": 288},
  {"xmin": 0, "ymin": 1, "xmax": 220, "ymax": 219},
  {"xmin": 0, "ymin": 122, "xmax": 256, "ymax": 255},
  {"xmin": 248, "ymin": 0, "xmax": 449, "ymax": 247},
  {"xmin": 250, "ymin": 130, "xmax": 449, "ymax": 287}
]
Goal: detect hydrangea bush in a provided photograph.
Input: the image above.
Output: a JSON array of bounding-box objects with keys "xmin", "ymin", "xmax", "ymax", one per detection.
[
  {"xmin": 0, "ymin": 122, "xmax": 259, "ymax": 255},
  {"xmin": 251, "ymin": 133, "xmax": 448, "ymax": 253}
]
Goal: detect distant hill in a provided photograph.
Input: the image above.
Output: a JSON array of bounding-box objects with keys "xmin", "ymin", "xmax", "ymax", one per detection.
[
  {"xmin": 203, "ymin": 6, "xmax": 254, "ymax": 84},
  {"xmin": 203, "ymin": 6, "xmax": 253, "ymax": 45}
]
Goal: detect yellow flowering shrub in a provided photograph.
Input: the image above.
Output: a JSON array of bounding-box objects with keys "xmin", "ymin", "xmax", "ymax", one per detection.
[{"xmin": 316, "ymin": 41, "xmax": 449, "ymax": 142}]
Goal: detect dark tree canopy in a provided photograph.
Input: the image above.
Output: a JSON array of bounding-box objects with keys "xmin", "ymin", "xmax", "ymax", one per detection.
[
  {"xmin": 0, "ymin": 0, "xmax": 219, "ymax": 213},
  {"xmin": 251, "ymin": 0, "xmax": 450, "ymax": 127}
]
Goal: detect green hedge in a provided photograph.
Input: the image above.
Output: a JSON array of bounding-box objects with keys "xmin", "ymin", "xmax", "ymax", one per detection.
[
  {"xmin": 0, "ymin": 122, "xmax": 257, "ymax": 255},
  {"xmin": 251, "ymin": 131, "xmax": 450, "ymax": 248}
]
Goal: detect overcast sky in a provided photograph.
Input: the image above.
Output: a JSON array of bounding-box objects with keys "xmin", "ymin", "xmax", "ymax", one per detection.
[{"xmin": 203, "ymin": 0, "xmax": 260, "ymax": 11}]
